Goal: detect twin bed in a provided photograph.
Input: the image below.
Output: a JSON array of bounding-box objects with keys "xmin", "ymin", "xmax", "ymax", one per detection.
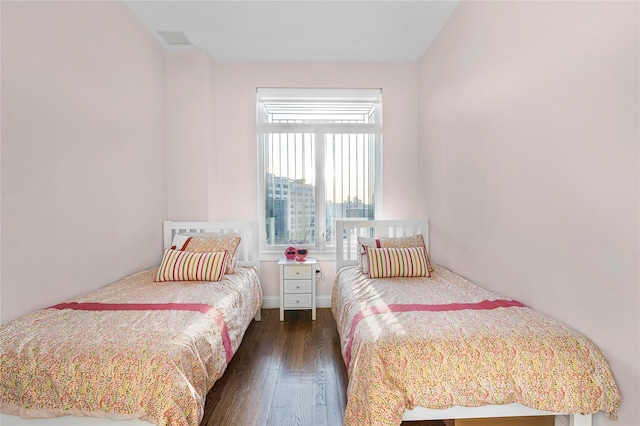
[
  {"xmin": 1, "ymin": 219, "xmax": 621, "ymax": 426},
  {"xmin": 332, "ymin": 220, "xmax": 620, "ymax": 426},
  {"xmin": 0, "ymin": 221, "xmax": 262, "ymax": 426}
]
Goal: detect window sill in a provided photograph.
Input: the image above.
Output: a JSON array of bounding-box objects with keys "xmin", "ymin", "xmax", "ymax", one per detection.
[{"xmin": 259, "ymin": 250, "xmax": 337, "ymax": 262}]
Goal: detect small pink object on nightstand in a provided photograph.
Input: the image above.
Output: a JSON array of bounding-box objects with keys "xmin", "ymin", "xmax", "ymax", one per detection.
[
  {"xmin": 296, "ymin": 248, "xmax": 308, "ymax": 261},
  {"xmin": 285, "ymin": 247, "xmax": 297, "ymax": 260}
]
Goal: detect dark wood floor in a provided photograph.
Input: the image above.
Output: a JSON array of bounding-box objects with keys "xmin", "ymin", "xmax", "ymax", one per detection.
[{"xmin": 201, "ymin": 308, "xmax": 445, "ymax": 426}]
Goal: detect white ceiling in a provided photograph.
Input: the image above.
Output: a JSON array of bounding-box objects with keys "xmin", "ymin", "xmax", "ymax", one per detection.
[{"xmin": 123, "ymin": 1, "xmax": 460, "ymax": 62}]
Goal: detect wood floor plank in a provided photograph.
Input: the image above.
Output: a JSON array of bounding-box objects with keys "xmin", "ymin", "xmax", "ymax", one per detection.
[{"xmin": 201, "ymin": 308, "xmax": 444, "ymax": 426}]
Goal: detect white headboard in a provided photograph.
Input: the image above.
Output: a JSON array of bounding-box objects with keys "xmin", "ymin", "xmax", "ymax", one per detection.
[
  {"xmin": 163, "ymin": 221, "xmax": 260, "ymax": 270},
  {"xmin": 335, "ymin": 219, "xmax": 426, "ymax": 271}
]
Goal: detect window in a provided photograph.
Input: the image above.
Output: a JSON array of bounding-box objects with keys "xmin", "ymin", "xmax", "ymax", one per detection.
[{"xmin": 257, "ymin": 88, "xmax": 382, "ymax": 252}]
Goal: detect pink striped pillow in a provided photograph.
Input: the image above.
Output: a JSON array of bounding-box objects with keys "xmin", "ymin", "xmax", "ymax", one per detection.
[
  {"xmin": 155, "ymin": 249, "xmax": 228, "ymax": 282},
  {"xmin": 366, "ymin": 246, "xmax": 431, "ymax": 278}
]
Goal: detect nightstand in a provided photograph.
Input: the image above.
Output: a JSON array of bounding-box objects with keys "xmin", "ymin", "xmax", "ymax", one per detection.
[{"xmin": 279, "ymin": 257, "xmax": 318, "ymax": 321}]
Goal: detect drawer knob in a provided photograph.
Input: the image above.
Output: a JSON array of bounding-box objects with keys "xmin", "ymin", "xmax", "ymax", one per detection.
[
  {"xmin": 296, "ymin": 300, "xmax": 300, "ymax": 303},
  {"xmin": 296, "ymin": 286, "xmax": 300, "ymax": 289}
]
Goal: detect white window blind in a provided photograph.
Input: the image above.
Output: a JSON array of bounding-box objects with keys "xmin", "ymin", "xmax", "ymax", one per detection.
[{"xmin": 257, "ymin": 88, "xmax": 382, "ymax": 251}]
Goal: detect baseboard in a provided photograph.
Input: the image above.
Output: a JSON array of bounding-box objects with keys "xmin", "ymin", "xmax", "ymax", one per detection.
[
  {"xmin": 261, "ymin": 297, "xmax": 280, "ymax": 309},
  {"xmin": 316, "ymin": 295, "xmax": 331, "ymax": 308}
]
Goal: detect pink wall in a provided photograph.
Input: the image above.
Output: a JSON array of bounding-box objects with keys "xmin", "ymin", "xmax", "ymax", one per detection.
[
  {"xmin": 165, "ymin": 50, "xmax": 217, "ymax": 221},
  {"xmin": 212, "ymin": 62, "xmax": 420, "ymax": 304},
  {"xmin": 418, "ymin": 2, "xmax": 639, "ymax": 425},
  {"xmin": 1, "ymin": 1, "xmax": 167, "ymax": 322}
]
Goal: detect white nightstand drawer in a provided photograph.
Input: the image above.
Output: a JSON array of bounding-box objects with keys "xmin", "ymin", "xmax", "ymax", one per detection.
[
  {"xmin": 284, "ymin": 280, "xmax": 312, "ymax": 293},
  {"xmin": 284, "ymin": 294, "xmax": 312, "ymax": 308},
  {"xmin": 283, "ymin": 265, "xmax": 312, "ymax": 279}
]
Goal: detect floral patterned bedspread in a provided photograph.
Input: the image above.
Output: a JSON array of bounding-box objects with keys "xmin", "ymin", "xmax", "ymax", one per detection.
[
  {"xmin": 332, "ymin": 265, "xmax": 621, "ymax": 426},
  {"xmin": 0, "ymin": 266, "xmax": 262, "ymax": 426}
]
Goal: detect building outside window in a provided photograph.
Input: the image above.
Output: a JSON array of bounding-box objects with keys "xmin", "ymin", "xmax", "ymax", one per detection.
[{"xmin": 257, "ymin": 88, "xmax": 382, "ymax": 253}]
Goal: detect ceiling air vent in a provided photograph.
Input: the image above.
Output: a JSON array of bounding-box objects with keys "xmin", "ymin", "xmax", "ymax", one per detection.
[{"xmin": 158, "ymin": 30, "xmax": 192, "ymax": 46}]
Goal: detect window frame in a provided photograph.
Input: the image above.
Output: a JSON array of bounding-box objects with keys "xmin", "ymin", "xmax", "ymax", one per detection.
[{"xmin": 257, "ymin": 88, "xmax": 383, "ymax": 257}]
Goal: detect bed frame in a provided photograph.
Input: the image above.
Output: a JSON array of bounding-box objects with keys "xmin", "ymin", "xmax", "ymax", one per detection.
[
  {"xmin": 1, "ymin": 220, "xmax": 262, "ymax": 426},
  {"xmin": 335, "ymin": 219, "xmax": 593, "ymax": 426}
]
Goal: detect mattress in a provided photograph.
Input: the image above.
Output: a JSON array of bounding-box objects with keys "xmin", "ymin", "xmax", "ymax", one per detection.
[
  {"xmin": 332, "ymin": 265, "xmax": 621, "ymax": 426},
  {"xmin": 0, "ymin": 266, "xmax": 262, "ymax": 426}
]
